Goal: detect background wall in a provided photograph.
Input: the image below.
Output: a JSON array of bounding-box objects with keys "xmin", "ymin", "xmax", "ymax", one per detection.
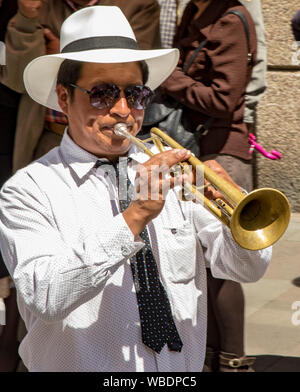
[{"xmin": 255, "ymin": 1, "xmax": 300, "ymax": 212}]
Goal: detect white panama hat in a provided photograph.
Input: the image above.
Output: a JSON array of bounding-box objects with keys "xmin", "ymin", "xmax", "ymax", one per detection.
[{"xmin": 23, "ymin": 6, "xmax": 179, "ymax": 112}]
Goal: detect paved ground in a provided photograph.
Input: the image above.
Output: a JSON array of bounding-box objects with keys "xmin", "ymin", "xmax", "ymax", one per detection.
[{"xmin": 242, "ymin": 213, "xmax": 300, "ymax": 372}]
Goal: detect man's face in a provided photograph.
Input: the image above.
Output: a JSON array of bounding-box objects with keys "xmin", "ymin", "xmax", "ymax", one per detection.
[{"xmin": 57, "ymin": 62, "xmax": 145, "ymax": 161}]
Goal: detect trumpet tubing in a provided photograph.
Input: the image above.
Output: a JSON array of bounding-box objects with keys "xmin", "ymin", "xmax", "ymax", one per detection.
[{"xmin": 114, "ymin": 124, "xmax": 291, "ymax": 251}]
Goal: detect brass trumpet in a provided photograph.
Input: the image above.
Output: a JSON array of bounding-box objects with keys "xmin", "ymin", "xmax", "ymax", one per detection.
[{"xmin": 114, "ymin": 123, "xmax": 291, "ymax": 251}]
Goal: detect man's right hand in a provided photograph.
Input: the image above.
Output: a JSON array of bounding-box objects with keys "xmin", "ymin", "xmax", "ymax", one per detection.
[
  {"xmin": 18, "ymin": 0, "xmax": 43, "ymax": 19},
  {"xmin": 123, "ymin": 148, "xmax": 192, "ymax": 238}
]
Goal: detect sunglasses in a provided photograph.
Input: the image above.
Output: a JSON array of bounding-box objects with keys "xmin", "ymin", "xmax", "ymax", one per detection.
[{"xmin": 69, "ymin": 83, "xmax": 153, "ymax": 110}]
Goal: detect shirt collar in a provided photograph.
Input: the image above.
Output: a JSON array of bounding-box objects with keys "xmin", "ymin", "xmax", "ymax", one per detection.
[
  {"xmin": 64, "ymin": 0, "xmax": 98, "ymax": 12},
  {"xmin": 60, "ymin": 130, "xmax": 99, "ymax": 179},
  {"xmin": 59, "ymin": 128, "xmax": 152, "ymax": 180}
]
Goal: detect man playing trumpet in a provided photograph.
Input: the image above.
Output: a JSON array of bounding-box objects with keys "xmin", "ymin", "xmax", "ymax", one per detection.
[{"xmin": 0, "ymin": 6, "xmax": 271, "ymax": 372}]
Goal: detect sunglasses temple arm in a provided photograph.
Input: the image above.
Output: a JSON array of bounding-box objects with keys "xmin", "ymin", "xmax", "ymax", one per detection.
[{"xmin": 69, "ymin": 84, "xmax": 90, "ymax": 95}]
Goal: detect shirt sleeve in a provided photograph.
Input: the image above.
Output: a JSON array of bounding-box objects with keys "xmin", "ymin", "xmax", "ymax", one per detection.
[
  {"xmin": 161, "ymin": 12, "xmax": 255, "ymax": 119},
  {"xmin": 192, "ymin": 204, "xmax": 272, "ymax": 283},
  {"xmin": 0, "ymin": 172, "xmax": 143, "ymax": 323}
]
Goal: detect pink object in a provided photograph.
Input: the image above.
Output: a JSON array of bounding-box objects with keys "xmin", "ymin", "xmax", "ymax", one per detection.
[{"xmin": 248, "ymin": 133, "xmax": 282, "ymax": 160}]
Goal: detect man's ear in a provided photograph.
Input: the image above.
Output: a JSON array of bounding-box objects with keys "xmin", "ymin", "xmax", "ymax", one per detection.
[{"xmin": 56, "ymin": 84, "xmax": 70, "ymax": 114}]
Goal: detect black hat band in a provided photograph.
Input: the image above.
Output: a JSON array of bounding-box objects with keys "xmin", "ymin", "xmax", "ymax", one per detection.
[{"xmin": 62, "ymin": 36, "xmax": 139, "ymax": 53}]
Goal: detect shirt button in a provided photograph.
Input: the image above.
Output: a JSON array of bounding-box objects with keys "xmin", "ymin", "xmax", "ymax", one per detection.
[{"xmin": 121, "ymin": 245, "xmax": 131, "ymax": 256}]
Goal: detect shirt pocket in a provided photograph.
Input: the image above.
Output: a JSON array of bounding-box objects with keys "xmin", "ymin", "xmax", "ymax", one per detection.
[{"xmin": 161, "ymin": 221, "xmax": 196, "ymax": 283}]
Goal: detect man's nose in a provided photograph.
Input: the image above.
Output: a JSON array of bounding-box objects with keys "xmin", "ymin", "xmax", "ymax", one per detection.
[{"xmin": 110, "ymin": 92, "xmax": 131, "ymax": 117}]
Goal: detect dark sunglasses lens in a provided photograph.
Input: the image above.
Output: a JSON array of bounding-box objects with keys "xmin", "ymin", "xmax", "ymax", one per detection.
[
  {"xmin": 125, "ymin": 86, "xmax": 153, "ymax": 109},
  {"xmin": 90, "ymin": 84, "xmax": 120, "ymax": 109}
]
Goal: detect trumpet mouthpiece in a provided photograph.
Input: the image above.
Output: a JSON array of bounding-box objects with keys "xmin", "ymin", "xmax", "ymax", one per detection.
[{"xmin": 114, "ymin": 123, "xmax": 128, "ymax": 137}]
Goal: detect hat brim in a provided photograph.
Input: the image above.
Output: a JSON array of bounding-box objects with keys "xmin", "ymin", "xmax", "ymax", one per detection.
[{"xmin": 24, "ymin": 48, "xmax": 179, "ymax": 112}]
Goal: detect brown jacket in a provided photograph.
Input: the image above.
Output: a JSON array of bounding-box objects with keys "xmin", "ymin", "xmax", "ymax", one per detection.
[
  {"xmin": 1, "ymin": 0, "xmax": 161, "ymax": 171},
  {"xmin": 160, "ymin": 0, "xmax": 257, "ymax": 160}
]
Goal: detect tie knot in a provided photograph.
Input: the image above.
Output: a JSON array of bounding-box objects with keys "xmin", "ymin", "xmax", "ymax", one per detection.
[
  {"xmin": 95, "ymin": 157, "xmax": 133, "ymax": 203},
  {"xmin": 95, "ymin": 157, "xmax": 132, "ymax": 177}
]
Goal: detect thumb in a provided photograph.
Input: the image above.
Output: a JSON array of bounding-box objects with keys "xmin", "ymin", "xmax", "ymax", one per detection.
[{"xmin": 44, "ymin": 28, "xmax": 58, "ymax": 41}]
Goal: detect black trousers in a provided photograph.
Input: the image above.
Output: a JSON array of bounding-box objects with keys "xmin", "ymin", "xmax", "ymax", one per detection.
[{"xmin": 0, "ymin": 83, "xmax": 20, "ymax": 278}]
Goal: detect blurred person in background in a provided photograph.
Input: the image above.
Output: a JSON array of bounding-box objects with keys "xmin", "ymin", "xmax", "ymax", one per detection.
[
  {"xmin": 157, "ymin": 0, "xmax": 191, "ymax": 49},
  {"xmin": 291, "ymin": 9, "xmax": 300, "ymax": 42}
]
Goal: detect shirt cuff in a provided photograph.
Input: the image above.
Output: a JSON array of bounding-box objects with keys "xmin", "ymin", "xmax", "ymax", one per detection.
[{"xmin": 94, "ymin": 213, "xmax": 144, "ymax": 268}]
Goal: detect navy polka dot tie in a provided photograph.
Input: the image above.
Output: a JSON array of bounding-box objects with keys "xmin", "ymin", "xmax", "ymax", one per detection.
[{"xmin": 96, "ymin": 159, "xmax": 183, "ymax": 354}]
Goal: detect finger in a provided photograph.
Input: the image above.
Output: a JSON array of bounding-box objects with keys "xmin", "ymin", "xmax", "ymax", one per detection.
[
  {"xmin": 43, "ymin": 28, "xmax": 57, "ymax": 40},
  {"xmin": 144, "ymin": 148, "xmax": 192, "ymax": 171},
  {"xmin": 136, "ymin": 149, "xmax": 191, "ymax": 184},
  {"xmin": 134, "ymin": 160, "xmax": 189, "ymax": 201},
  {"xmin": 137, "ymin": 173, "xmax": 188, "ymax": 201},
  {"xmin": 204, "ymin": 187, "xmax": 222, "ymax": 200},
  {"xmin": 203, "ymin": 159, "xmax": 241, "ymax": 191}
]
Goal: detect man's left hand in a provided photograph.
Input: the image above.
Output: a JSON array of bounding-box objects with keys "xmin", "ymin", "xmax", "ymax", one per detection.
[{"xmin": 202, "ymin": 159, "xmax": 241, "ymax": 201}]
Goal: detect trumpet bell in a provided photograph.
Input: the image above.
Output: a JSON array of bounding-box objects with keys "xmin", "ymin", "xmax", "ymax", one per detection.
[{"xmin": 230, "ymin": 188, "xmax": 291, "ymax": 250}]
